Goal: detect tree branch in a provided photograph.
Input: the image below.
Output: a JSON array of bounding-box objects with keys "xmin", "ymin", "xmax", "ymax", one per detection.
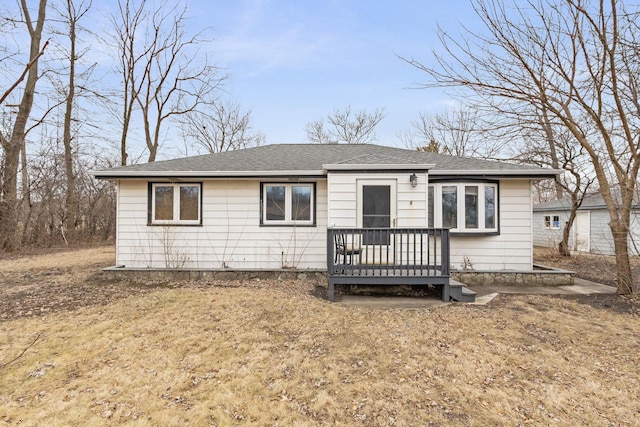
[{"xmin": 0, "ymin": 39, "xmax": 49, "ymax": 105}]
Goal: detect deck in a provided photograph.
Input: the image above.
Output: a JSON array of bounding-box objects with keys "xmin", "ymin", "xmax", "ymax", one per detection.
[{"xmin": 327, "ymin": 228, "xmax": 452, "ymax": 302}]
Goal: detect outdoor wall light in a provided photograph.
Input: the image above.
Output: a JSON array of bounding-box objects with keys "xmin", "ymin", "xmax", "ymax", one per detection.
[{"xmin": 410, "ymin": 173, "xmax": 418, "ymax": 188}]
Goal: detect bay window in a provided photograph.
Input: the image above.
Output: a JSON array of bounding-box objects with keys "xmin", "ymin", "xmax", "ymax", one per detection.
[{"xmin": 428, "ymin": 182, "xmax": 498, "ymax": 233}]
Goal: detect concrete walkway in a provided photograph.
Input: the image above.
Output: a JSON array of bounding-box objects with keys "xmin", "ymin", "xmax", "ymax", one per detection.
[{"xmin": 335, "ymin": 278, "xmax": 616, "ymax": 309}]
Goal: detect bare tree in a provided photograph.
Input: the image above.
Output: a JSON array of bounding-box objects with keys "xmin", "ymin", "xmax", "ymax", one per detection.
[
  {"xmin": 517, "ymin": 117, "xmax": 595, "ymax": 255},
  {"xmin": 305, "ymin": 119, "xmax": 331, "ymax": 144},
  {"xmin": 406, "ymin": 0, "xmax": 640, "ymax": 295},
  {"xmin": 0, "ymin": 0, "xmax": 47, "ymax": 251},
  {"xmin": 55, "ymin": 0, "xmax": 93, "ymax": 237},
  {"xmin": 306, "ymin": 106, "xmax": 385, "ymax": 144},
  {"xmin": 112, "ymin": 0, "xmax": 145, "ymax": 165},
  {"xmin": 402, "ymin": 109, "xmax": 507, "ymax": 158},
  {"xmin": 182, "ymin": 99, "xmax": 264, "ymax": 154},
  {"xmin": 113, "ymin": 0, "xmax": 225, "ymax": 163}
]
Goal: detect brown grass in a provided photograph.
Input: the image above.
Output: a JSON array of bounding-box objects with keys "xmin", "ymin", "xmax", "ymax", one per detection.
[{"xmin": 1, "ymin": 248, "xmax": 639, "ymax": 425}]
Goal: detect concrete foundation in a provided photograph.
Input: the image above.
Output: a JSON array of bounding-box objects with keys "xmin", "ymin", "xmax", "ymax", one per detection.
[
  {"xmin": 104, "ymin": 264, "xmax": 574, "ymax": 287},
  {"xmin": 103, "ymin": 266, "xmax": 327, "ymax": 285}
]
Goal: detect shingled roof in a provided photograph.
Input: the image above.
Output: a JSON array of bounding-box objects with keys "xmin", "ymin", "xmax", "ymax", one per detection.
[
  {"xmin": 534, "ymin": 191, "xmax": 640, "ymax": 211},
  {"xmin": 92, "ymin": 143, "xmax": 559, "ymax": 179}
]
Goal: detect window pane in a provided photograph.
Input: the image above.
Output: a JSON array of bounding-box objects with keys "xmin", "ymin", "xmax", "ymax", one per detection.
[
  {"xmin": 266, "ymin": 185, "xmax": 286, "ymax": 221},
  {"xmin": 485, "ymin": 186, "xmax": 496, "ymax": 229},
  {"xmin": 465, "ymin": 186, "xmax": 479, "ymax": 229},
  {"xmin": 442, "ymin": 186, "xmax": 457, "ymax": 228},
  {"xmin": 180, "ymin": 185, "xmax": 199, "ymax": 221},
  {"xmin": 292, "ymin": 185, "xmax": 311, "ymax": 221},
  {"xmin": 154, "ymin": 186, "xmax": 174, "ymax": 220},
  {"xmin": 553, "ymin": 215, "xmax": 560, "ymax": 228},
  {"xmin": 428, "ymin": 186, "xmax": 434, "ymax": 228}
]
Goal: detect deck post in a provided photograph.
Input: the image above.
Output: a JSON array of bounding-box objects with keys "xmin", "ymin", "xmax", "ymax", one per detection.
[
  {"xmin": 327, "ymin": 229, "xmax": 335, "ymax": 301},
  {"xmin": 441, "ymin": 229, "xmax": 450, "ymax": 301}
]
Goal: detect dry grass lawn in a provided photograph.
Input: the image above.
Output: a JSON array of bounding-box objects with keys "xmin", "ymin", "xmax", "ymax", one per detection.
[{"xmin": 1, "ymin": 247, "xmax": 640, "ymax": 426}]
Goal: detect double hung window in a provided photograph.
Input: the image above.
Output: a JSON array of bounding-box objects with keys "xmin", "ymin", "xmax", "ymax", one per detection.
[
  {"xmin": 150, "ymin": 183, "xmax": 201, "ymax": 225},
  {"xmin": 262, "ymin": 183, "xmax": 315, "ymax": 226}
]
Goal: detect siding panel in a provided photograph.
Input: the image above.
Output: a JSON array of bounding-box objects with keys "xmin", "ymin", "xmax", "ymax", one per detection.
[
  {"xmin": 448, "ymin": 180, "xmax": 533, "ymax": 270},
  {"xmin": 116, "ymin": 176, "xmax": 535, "ymax": 271},
  {"xmin": 116, "ymin": 179, "xmax": 328, "ymax": 269}
]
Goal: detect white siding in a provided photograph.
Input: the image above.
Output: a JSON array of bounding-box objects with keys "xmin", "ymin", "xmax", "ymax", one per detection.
[
  {"xmin": 327, "ymin": 172, "xmax": 428, "ymax": 228},
  {"xmin": 449, "ymin": 180, "xmax": 534, "ymax": 270},
  {"xmin": 533, "ymin": 208, "xmax": 640, "ymax": 256},
  {"xmin": 532, "ymin": 210, "xmax": 573, "ymax": 249},
  {"xmin": 116, "ymin": 179, "xmax": 328, "ymax": 269},
  {"xmin": 584, "ymin": 209, "xmax": 609, "ymax": 254},
  {"xmin": 116, "ymin": 175, "xmax": 536, "ymax": 271},
  {"xmin": 327, "ymin": 174, "xmax": 535, "ymax": 271}
]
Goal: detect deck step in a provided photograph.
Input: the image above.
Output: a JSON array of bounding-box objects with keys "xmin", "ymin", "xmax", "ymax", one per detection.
[{"xmin": 449, "ymin": 280, "xmax": 477, "ymax": 303}]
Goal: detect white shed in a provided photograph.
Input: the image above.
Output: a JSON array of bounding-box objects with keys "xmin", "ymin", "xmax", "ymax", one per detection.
[{"xmin": 533, "ymin": 193, "xmax": 640, "ymax": 255}]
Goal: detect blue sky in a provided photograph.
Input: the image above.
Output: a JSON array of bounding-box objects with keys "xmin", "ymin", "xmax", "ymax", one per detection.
[
  {"xmin": 188, "ymin": 0, "xmax": 481, "ymax": 146},
  {"xmin": 4, "ymin": 0, "xmax": 483, "ymax": 161}
]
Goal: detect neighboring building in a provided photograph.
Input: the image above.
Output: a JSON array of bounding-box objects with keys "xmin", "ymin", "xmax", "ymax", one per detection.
[
  {"xmin": 533, "ymin": 192, "xmax": 640, "ymax": 255},
  {"xmin": 92, "ymin": 143, "xmax": 557, "ymax": 274}
]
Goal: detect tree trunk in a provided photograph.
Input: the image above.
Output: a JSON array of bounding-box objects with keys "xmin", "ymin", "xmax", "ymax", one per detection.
[
  {"xmin": 0, "ymin": 0, "xmax": 47, "ymax": 251},
  {"xmin": 540, "ymin": 106, "xmax": 563, "ymax": 200},
  {"xmin": 610, "ymin": 220, "xmax": 634, "ymax": 295},
  {"xmin": 0, "ymin": 146, "xmax": 21, "ymax": 251},
  {"xmin": 558, "ymin": 218, "xmax": 574, "ymax": 257},
  {"xmin": 63, "ymin": 0, "xmax": 77, "ymax": 235}
]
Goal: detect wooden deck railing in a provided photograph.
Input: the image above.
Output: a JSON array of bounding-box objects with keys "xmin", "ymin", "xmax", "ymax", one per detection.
[{"xmin": 326, "ymin": 228, "xmax": 451, "ymax": 301}]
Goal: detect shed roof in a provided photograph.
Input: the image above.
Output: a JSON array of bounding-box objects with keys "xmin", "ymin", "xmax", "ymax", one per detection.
[
  {"xmin": 533, "ymin": 191, "xmax": 640, "ymax": 211},
  {"xmin": 92, "ymin": 143, "xmax": 559, "ymax": 179}
]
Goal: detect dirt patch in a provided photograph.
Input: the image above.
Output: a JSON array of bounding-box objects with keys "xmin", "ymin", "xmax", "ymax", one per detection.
[
  {"xmin": 533, "ymin": 246, "xmax": 640, "ymax": 314},
  {"xmin": 0, "ymin": 246, "xmax": 148, "ymax": 321},
  {"xmin": 534, "ymin": 245, "xmax": 640, "ymax": 288},
  {"xmin": 0, "ymin": 246, "xmax": 321, "ymax": 321}
]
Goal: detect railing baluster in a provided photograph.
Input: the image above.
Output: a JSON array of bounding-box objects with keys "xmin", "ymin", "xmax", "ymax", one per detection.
[
  {"xmin": 421, "ymin": 231, "xmax": 425, "ymax": 275},
  {"xmin": 408, "ymin": 230, "xmax": 412, "ymax": 276}
]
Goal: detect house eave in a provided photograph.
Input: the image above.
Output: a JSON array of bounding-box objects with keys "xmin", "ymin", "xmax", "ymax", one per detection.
[
  {"xmin": 91, "ymin": 170, "xmax": 326, "ymax": 180},
  {"xmin": 430, "ymin": 169, "xmax": 561, "ymax": 179},
  {"xmin": 323, "ymin": 163, "xmax": 435, "ymax": 172}
]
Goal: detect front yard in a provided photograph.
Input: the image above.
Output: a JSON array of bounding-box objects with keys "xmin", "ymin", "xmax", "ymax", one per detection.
[{"xmin": 1, "ymin": 247, "xmax": 639, "ymax": 426}]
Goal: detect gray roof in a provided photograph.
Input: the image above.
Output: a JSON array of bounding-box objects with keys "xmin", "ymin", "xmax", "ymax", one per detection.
[
  {"xmin": 533, "ymin": 191, "xmax": 640, "ymax": 211},
  {"xmin": 92, "ymin": 143, "xmax": 559, "ymax": 179}
]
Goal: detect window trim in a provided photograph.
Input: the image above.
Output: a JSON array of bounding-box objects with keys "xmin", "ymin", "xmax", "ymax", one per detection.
[
  {"xmin": 428, "ymin": 181, "xmax": 499, "ymax": 235},
  {"xmin": 544, "ymin": 215, "xmax": 560, "ymax": 229},
  {"xmin": 148, "ymin": 182, "xmax": 203, "ymax": 226},
  {"xmin": 260, "ymin": 182, "xmax": 316, "ymax": 227}
]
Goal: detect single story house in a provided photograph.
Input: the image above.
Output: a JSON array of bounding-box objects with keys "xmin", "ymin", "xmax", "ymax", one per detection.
[
  {"xmin": 533, "ymin": 192, "xmax": 640, "ymax": 255},
  {"xmin": 92, "ymin": 143, "xmax": 558, "ymax": 300}
]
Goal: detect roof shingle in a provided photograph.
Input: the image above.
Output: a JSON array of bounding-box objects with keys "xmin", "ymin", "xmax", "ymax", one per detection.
[{"xmin": 93, "ymin": 143, "xmax": 558, "ymax": 178}]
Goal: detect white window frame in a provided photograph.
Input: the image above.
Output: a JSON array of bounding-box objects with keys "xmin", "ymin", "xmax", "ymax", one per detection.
[
  {"xmin": 150, "ymin": 183, "xmax": 202, "ymax": 225},
  {"xmin": 429, "ymin": 182, "xmax": 499, "ymax": 233},
  {"xmin": 545, "ymin": 215, "xmax": 560, "ymax": 229},
  {"xmin": 261, "ymin": 183, "xmax": 315, "ymax": 226}
]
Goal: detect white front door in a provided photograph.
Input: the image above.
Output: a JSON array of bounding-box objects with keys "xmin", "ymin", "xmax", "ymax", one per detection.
[
  {"xmin": 574, "ymin": 211, "xmax": 590, "ymax": 252},
  {"xmin": 356, "ymin": 179, "xmax": 397, "ymax": 263}
]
